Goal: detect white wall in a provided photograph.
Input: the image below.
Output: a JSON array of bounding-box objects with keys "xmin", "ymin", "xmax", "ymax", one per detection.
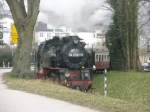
[
  {"xmin": 35, "ymin": 31, "xmax": 55, "ymax": 45},
  {"xmin": 76, "ymin": 32, "xmax": 105, "ymax": 48},
  {"xmin": 35, "ymin": 26, "xmax": 72, "ymax": 45},
  {"xmin": 35, "ymin": 26, "xmax": 106, "ymax": 49},
  {"xmin": 0, "ymin": 18, "xmax": 13, "ymax": 45}
]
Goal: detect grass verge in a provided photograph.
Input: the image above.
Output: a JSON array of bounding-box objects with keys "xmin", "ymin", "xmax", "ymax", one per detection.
[
  {"xmin": 92, "ymin": 71, "xmax": 150, "ymax": 106},
  {"xmin": 4, "ymin": 73, "xmax": 150, "ymax": 112}
]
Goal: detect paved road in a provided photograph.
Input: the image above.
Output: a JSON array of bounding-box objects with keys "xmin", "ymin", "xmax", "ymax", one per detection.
[{"xmin": 0, "ymin": 69, "xmax": 100, "ymax": 112}]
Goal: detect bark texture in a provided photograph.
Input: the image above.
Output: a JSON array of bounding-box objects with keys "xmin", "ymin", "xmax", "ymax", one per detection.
[
  {"xmin": 5, "ymin": 0, "xmax": 40, "ymax": 77},
  {"xmin": 107, "ymin": 0, "xmax": 140, "ymax": 71}
]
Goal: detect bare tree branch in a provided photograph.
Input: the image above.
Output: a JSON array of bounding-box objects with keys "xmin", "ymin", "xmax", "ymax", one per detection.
[
  {"xmin": 5, "ymin": 0, "xmax": 28, "ymax": 28},
  {"xmin": 139, "ymin": 15, "xmax": 150, "ymax": 30},
  {"xmin": 5, "ymin": 0, "xmax": 18, "ymax": 22},
  {"xmin": 19, "ymin": 0, "xmax": 27, "ymax": 17},
  {"xmin": 27, "ymin": 0, "xmax": 34, "ymax": 17},
  {"xmin": 22, "ymin": 0, "xmax": 40, "ymax": 27},
  {"xmin": 100, "ymin": 4, "xmax": 114, "ymax": 12}
]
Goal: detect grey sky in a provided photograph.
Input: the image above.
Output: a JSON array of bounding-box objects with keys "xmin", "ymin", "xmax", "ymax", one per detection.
[{"xmin": 38, "ymin": 0, "xmax": 112, "ymax": 31}]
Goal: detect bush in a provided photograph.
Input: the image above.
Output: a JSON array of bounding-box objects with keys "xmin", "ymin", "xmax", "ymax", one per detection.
[{"xmin": 0, "ymin": 47, "xmax": 14, "ymax": 67}]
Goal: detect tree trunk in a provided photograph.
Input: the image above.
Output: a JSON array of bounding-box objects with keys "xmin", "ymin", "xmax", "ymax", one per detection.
[
  {"xmin": 5, "ymin": 0, "xmax": 40, "ymax": 77},
  {"xmin": 107, "ymin": 0, "xmax": 140, "ymax": 71},
  {"xmin": 129, "ymin": 0, "xmax": 140, "ymax": 70},
  {"xmin": 12, "ymin": 25, "xmax": 34, "ymax": 77}
]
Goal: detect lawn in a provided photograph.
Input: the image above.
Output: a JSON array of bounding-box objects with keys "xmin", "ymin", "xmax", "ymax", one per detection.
[
  {"xmin": 92, "ymin": 71, "xmax": 150, "ymax": 106},
  {"xmin": 4, "ymin": 73, "xmax": 150, "ymax": 112}
]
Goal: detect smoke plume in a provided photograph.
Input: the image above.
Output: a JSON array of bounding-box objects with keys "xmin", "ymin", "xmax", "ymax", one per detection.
[{"xmin": 38, "ymin": 0, "xmax": 112, "ymax": 31}]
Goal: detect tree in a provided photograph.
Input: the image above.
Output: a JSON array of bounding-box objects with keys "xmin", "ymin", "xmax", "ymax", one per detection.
[
  {"xmin": 5, "ymin": 0, "xmax": 40, "ymax": 77},
  {"xmin": 107, "ymin": 0, "xmax": 140, "ymax": 71}
]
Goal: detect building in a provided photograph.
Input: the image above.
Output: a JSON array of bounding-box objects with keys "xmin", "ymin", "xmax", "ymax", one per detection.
[
  {"xmin": 0, "ymin": 17, "xmax": 13, "ymax": 46},
  {"xmin": 54, "ymin": 26, "xmax": 72, "ymax": 37},
  {"xmin": 139, "ymin": 37, "xmax": 150, "ymax": 65},
  {"xmin": 0, "ymin": 0, "xmax": 12, "ymax": 18},
  {"xmin": 76, "ymin": 30, "xmax": 106, "ymax": 49},
  {"xmin": 35, "ymin": 22, "xmax": 108, "ymax": 53},
  {"xmin": 94, "ymin": 30, "xmax": 106, "ymax": 47},
  {"xmin": 35, "ymin": 22, "xmax": 72, "ymax": 45},
  {"xmin": 0, "ymin": 0, "xmax": 13, "ymax": 46},
  {"xmin": 76, "ymin": 32, "xmax": 94, "ymax": 48},
  {"xmin": 139, "ymin": 49, "xmax": 150, "ymax": 65},
  {"xmin": 35, "ymin": 22, "xmax": 53, "ymax": 45}
]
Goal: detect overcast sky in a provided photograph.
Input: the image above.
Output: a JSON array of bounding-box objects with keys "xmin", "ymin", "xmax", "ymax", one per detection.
[{"xmin": 38, "ymin": 0, "xmax": 112, "ymax": 31}]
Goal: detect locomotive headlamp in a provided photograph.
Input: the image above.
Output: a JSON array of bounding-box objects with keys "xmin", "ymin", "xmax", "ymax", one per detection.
[
  {"xmin": 65, "ymin": 73, "xmax": 70, "ymax": 77},
  {"xmin": 73, "ymin": 39, "xmax": 79, "ymax": 44}
]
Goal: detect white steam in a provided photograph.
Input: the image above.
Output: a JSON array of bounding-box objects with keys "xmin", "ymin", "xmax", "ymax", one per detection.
[{"xmin": 38, "ymin": 0, "xmax": 112, "ymax": 31}]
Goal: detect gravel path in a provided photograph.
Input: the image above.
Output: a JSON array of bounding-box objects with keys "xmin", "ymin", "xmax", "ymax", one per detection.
[{"xmin": 0, "ymin": 69, "xmax": 100, "ymax": 112}]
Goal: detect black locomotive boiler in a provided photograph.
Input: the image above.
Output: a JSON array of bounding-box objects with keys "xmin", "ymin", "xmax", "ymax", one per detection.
[{"xmin": 37, "ymin": 36, "xmax": 91, "ymax": 70}]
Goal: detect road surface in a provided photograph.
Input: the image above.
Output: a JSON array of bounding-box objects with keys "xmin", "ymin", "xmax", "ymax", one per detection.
[{"xmin": 0, "ymin": 69, "xmax": 100, "ymax": 112}]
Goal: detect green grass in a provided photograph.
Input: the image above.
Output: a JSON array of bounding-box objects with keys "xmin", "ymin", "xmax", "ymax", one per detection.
[
  {"xmin": 92, "ymin": 71, "xmax": 150, "ymax": 106},
  {"xmin": 4, "ymin": 73, "xmax": 150, "ymax": 112}
]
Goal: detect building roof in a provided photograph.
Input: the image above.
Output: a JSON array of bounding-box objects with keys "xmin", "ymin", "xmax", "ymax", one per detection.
[
  {"xmin": 94, "ymin": 46, "xmax": 109, "ymax": 53},
  {"xmin": 35, "ymin": 22, "xmax": 49, "ymax": 32}
]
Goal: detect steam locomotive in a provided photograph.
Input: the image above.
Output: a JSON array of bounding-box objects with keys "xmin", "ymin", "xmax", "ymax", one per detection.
[
  {"xmin": 37, "ymin": 36, "xmax": 93, "ymax": 91},
  {"xmin": 37, "ymin": 36, "xmax": 110, "ymax": 91}
]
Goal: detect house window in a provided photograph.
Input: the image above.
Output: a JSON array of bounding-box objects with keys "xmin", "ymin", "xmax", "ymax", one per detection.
[
  {"xmin": 99, "ymin": 55, "xmax": 101, "ymax": 62},
  {"xmin": 105, "ymin": 55, "xmax": 107, "ymax": 61},
  {"xmin": 40, "ymin": 32, "xmax": 43, "ymax": 37},
  {"xmin": 101, "ymin": 55, "xmax": 103, "ymax": 61},
  {"xmin": 107, "ymin": 55, "xmax": 109, "ymax": 61},
  {"xmin": 96, "ymin": 55, "xmax": 98, "ymax": 62},
  {"xmin": 47, "ymin": 33, "xmax": 51, "ymax": 38}
]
